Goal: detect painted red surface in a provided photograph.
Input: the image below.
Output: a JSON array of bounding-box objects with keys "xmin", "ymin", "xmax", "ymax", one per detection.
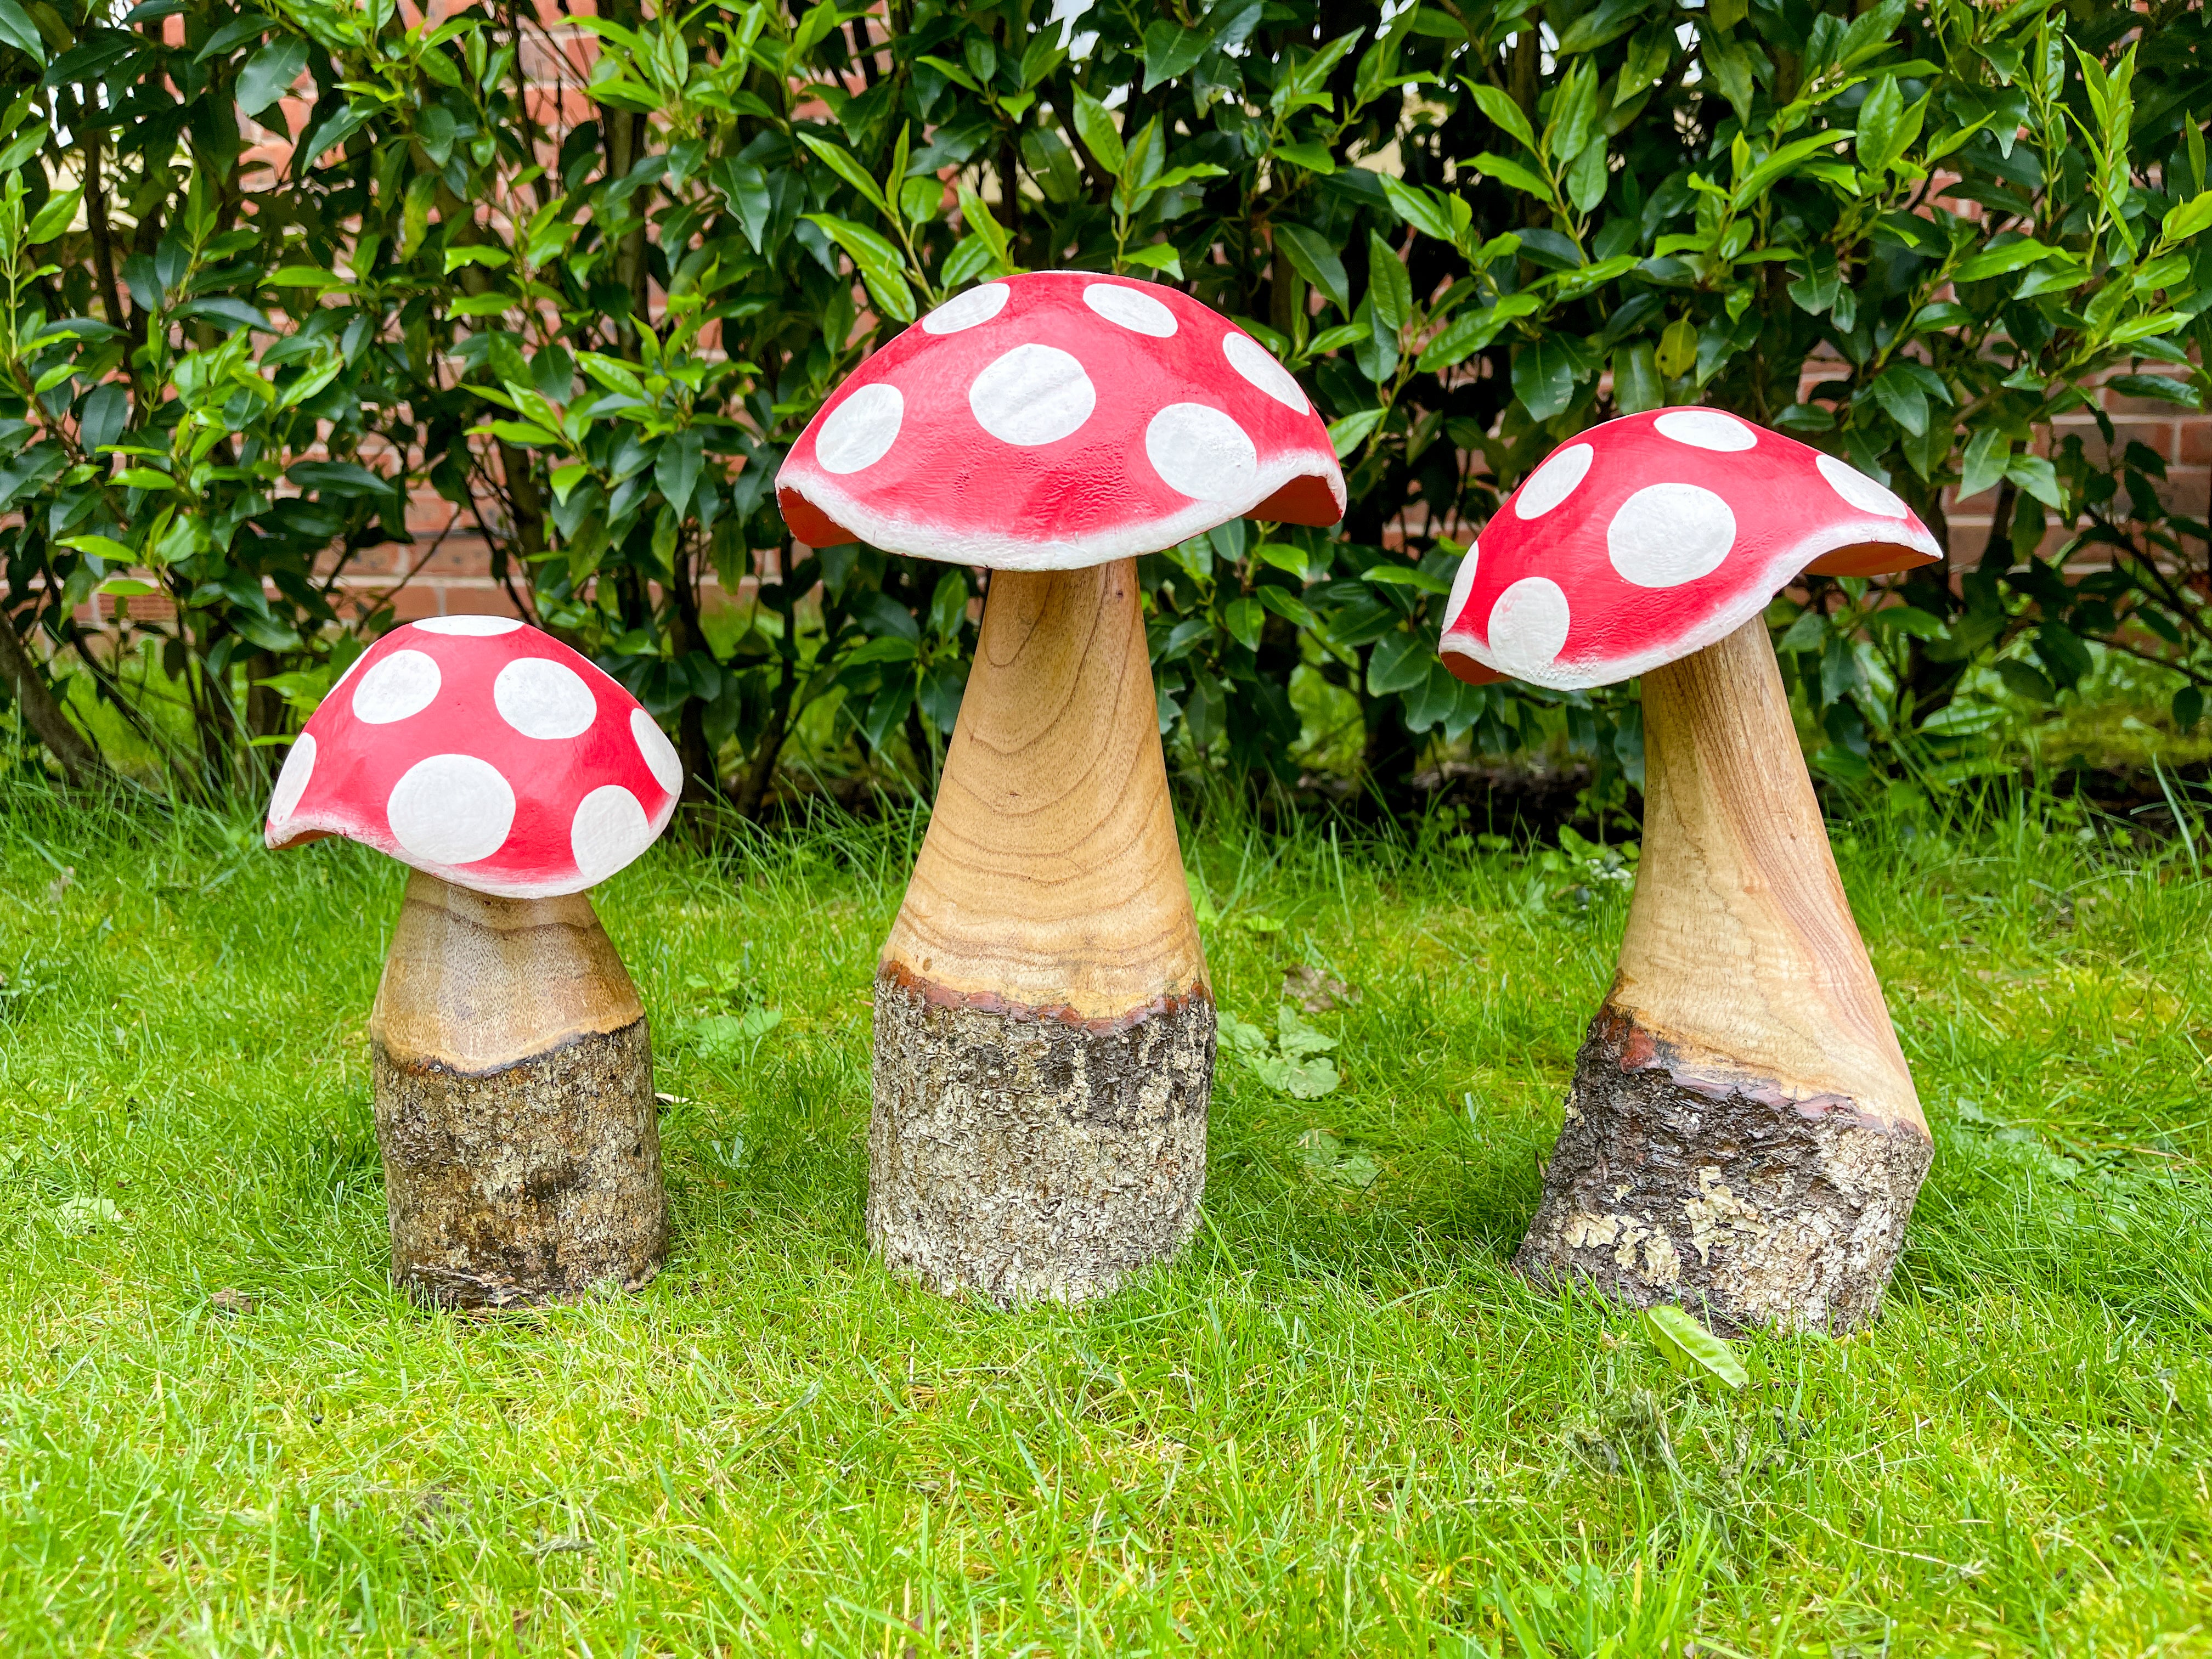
[
  {"xmin": 1437, "ymin": 410, "xmax": 1942, "ymax": 691},
  {"xmin": 264, "ymin": 618, "xmax": 681, "ymax": 898},
  {"xmin": 776, "ymin": 270, "xmax": 1345, "ymax": 570}
]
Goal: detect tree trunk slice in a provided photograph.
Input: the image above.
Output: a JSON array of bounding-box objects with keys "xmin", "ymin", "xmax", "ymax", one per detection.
[
  {"xmin": 1514, "ymin": 1005, "xmax": 1933, "ymax": 1335},
  {"xmin": 870, "ymin": 970, "xmax": 1212, "ymax": 1305},
  {"xmin": 370, "ymin": 872, "xmax": 667, "ymax": 1307},
  {"xmin": 1516, "ymin": 620, "xmax": 1931, "ymax": 1333},
  {"xmin": 873, "ymin": 561, "xmax": 1212, "ymax": 1303}
]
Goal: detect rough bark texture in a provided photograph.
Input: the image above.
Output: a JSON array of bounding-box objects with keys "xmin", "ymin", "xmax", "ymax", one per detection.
[
  {"xmin": 1515, "ymin": 619, "xmax": 1931, "ymax": 1334},
  {"xmin": 873, "ymin": 563, "xmax": 1214, "ymax": 1303},
  {"xmin": 870, "ymin": 969, "xmax": 1214, "ymax": 1306},
  {"xmin": 374, "ymin": 1017, "xmax": 666, "ymax": 1307},
  {"xmin": 1515, "ymin": 1005, "xmax": 1934, "ymax": 1335},
  {"xmin": 368, "ymin": 872, "xmax": 667, "ymax": 1308}
]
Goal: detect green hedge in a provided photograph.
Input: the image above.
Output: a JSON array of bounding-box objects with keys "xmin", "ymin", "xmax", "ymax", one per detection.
[{"xmin": 1, "ymin": 0, "xmax": 2207, "ymax": 806}]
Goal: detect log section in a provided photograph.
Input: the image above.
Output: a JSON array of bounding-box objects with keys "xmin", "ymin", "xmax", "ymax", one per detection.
[
  {"xmin": 1516, "ymin": 619, "xmax": 1931, "ymax": 1333},
  {"xmin": 872, "ymin": 560, "xmax": 1212, "ymax": 1304},
  {"xmin": 370, "ymin": 872, "xmax": 667, "ymax": 1307}
]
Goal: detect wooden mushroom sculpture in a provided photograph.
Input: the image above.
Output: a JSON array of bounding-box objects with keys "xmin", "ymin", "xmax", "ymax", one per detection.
[
  {"xmin": 1438, "ymin": 409, "xmax": 1938, "ymax": 1334},
  {"xmin": 265, "ymin": 616, "xmax": 681, "ymax": 1307},
  {"xmin": 777, "ymin": 272, "xmax": 1344, "ymax": 1304}
]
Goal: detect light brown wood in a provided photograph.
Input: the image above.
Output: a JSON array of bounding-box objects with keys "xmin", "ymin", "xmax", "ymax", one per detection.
[
  {"xmin": 882, "ymin": 559, "xmax": 1206, "ymax": 1020},
  {"xmin": 1612, "ymin": 618, "xmax": 1923, "ymax": 1133},
  {"xmin": 371, "ymin": 871, "xmax": 645, "ymax": 1074},
  {"xmin": 368, "ymin": 871, "xmax": 664, "ymax": 1307}
]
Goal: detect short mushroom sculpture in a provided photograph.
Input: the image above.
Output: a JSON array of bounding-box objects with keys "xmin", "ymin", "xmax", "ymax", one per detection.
[
  {"xmin": 1438, "ymin": 408, "xmax": 1937, "ymax": 1334},
  {"xmin": 777, "ymin": 271, "xmax": 1344, "ymax": 1304},
  {"xmin": 266, "ymin": 616, "xmax": 680, "ymax": 1306}
]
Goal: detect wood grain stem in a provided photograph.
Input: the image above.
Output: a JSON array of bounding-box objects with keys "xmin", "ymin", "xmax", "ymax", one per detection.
[
  {"xmin": 369, "ymin": 872, "xmax": 665, "ymax": 1306},
  {"xmin": 881, "ymin": 560, "xmax": 1206, "ymax": 1019},
  {"xmin": 1615, "ymin": 618, "xmax": 1922, "ymax": 1133}
]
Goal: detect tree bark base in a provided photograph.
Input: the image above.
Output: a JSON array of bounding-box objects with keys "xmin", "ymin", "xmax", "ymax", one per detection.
[
  {"xmin": 374, "ymin": 1016, "xmax": 667, "ymax": 1308},
  {"xmin": 868, "ymin": 969, "xmax": 1213, "ymax": 1306},
  {"xmin": 1514, "ymin": 1005, "xmax": 1932, "ymax": 1335}
]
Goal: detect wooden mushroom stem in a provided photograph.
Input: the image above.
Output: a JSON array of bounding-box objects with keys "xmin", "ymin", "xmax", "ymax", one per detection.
[
  {"xmin": 872, "ymin": 558, "xmax": 1213, "ymax": 1305},
  {"xmin": 370, "ymin": 871, "xmax": 667, "ymax": 1307},
  {"xmin": 1516, "ymin": 618, "xmax": 1931, "ymax": 1334}
]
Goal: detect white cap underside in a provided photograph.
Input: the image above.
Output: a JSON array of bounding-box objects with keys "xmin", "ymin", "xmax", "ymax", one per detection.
[
  {"xmin": 780, "ymin": 448, "xmax": 1346, "ymax": 571},
  {"xmin": 1441, "ymin": 517, "xmax": 1941, "ymax": 691}
]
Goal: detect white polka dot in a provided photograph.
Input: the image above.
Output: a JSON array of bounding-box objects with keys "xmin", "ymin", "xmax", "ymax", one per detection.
[
  {"xmin": 1514, "ymin": 444, "xmax": 1594, "ymax": 520},
  {"xmin": 351, "ymin": 648, "xmax": 441, "ymax": 724},
  {"xmin": 1653, "ymin": 409, "xmax": 1757, "ymax": 452},
  {"xmin": 267, "ymin": 731, "xmax": 315, "ymax": 825},
  {"xmin": 815, "ymin": 383, "xmax": 903, "ymax": 474},
  {"xmin": 1487, "ymin": 578, "xmax": 1573, "ymax": 679},
  {"xmin": 411, "ymin": 615, "xmax": 523, "ymax": 636},
  {"xmin": 631, "ymin": 707, "xmax": 681, "ymax": 795},
  {"xmin": 1606, "ymin": 482, "xmax": 1737, "ymax": 588},
  {"xmin": 386, "ymin": 754, "xmax": 515, "ymax": 867},
  {"xmin": 921, "ymin": 283, "xmax": 1010, "ymax": 334},
  {"xmin": 1146, "ymin": 404, "xmax": 1259, "ymax": 501},
  {"xmin": 1083, "ymin": 282, "xmax": 1177, "ymax": 336},
  {"xmin": 1443, "ymin": 542, "xmax": 1480, "ymax": 630},
  {"xmin": 571, "ymin": 785, "xmax": 653, "ymax": 885},
  {"xmin": 1223, "ymin": 332, "xmax": 1309, "ymax": 413},
  {"xmin": 1818, "ymin": 453, "xmax": 1908, "ymax": 518},
  {"xmin": 968, "ymin": 344, "xmax": 1096, "ymax": 446},
  {"xmin": 494, "ymin": 657, "xmax": 597, "ymax": 740}
]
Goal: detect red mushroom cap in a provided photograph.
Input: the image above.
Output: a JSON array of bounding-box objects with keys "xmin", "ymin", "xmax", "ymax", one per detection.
[
  {"xmin": 776, "ymin": 270, "xmax": 1345, "ymax": 569},
  {"xmin": 264, "ymin": 617, "xmax": 682, "ymax": 899},
  {"xmin": 1437, "ymin": 409, "xmax": 1941, "ymax": 690}
]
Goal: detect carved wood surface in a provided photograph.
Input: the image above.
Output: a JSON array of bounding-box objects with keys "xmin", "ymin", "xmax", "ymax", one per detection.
[
  {"xmin": 369, "ymin": 871, "xmax": 664, "ymax": 1306},
  {"xmin": 882, "ymin": 560, "xmax": 1207, "ymax": 1020},
  {"xmin": 1612, "ymin": 619, "xmax": 1924, "ymax": 1133},
  {"xmin": 371, "ymin": 871, "xmax": 645, "ymax": 1075}
]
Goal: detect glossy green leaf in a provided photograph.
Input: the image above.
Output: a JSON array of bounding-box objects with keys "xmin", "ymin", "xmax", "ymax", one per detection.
[
  {"xmin": 1468, "ymin": 151, "xmax": 1553, "ymax": 200},
  {"xmin": 1643, "ymin": 1305, "xmax": 1748, "ymax": 1389},
  {"xmin": 1954, "ymin": 237, "xmax": 2061, "ymax": 282},
  {"xmin": 1367, "ymin": 232, "xmax": 1412, "ymax": 335},
  {"xmin": 25, "ymin": 188, "xmax": 80, "ymax": 243},
  {"xmin": 1328, "ymin": 407, "xmax": 1387, "ymax": 458},
  {"xmin": 1960, "ymin": 427, "xmax": 2011, "ymax": 498},
  {"xmin": 0, "ymin": 0, "xmax": 46, "ymax": 61},
  {"xmin": 1463, "ymin": 80, "xmax": 1538, "ymax": 156},
  {"xmin": 1379, "ymin": 177, "xmax": 1454, "ymax": 242},
  {"xmin": 803, "ymin": 214, "xmax": 916, "ymax": 324},
  {"xmin": 1274, "ymin": 223, "xmax": 1350, "ymax": 315},
  {"xmin": 1513, "ymin": 336, "xmax": 1583, "ymax": 421},
  {"xmin": 61, "ymin": 534, "xmax": 138, "ymax": 564},
  {"xmin": 1273, "ymin": 140, "xmax": 1336, "ymax": 174},
  {"xmin": 238, "ymin": 36, "xmax": 309, "ymax": 119},
  {"xmin": 1071, "ymin": 88, "xmax": 1124, "ymax": 176},
  {"xmin": 1222, "ymin": 596, "xmax": 1264, "ymax": 652},
  {"xmin": 797, "ymin": 135, "xmax": 891, "ymax": 217},
  {"xmin": 1257, "ymin": 585, "xmax": 1318, "ymax": 629},
  {"xmin": 1122, "ymin": 242, "xmax": 1184, "ymax": 278},
  {"xmin": 1359, "ymin": 564, "xmax": 1451, "ymax": 595}
]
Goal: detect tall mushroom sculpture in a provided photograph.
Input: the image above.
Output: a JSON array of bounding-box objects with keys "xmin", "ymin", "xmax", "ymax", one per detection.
[
  {"xmin": 777, "ymin": 272, "xmax": 1344, "ymax": 1304},
  {"xmin": 266, "ymin": 616, "xmax": 680, "ymax": 1307},
  {"xmin": 1437, "ymin": 408, "xmax": 1937, "ymax": 1334}
]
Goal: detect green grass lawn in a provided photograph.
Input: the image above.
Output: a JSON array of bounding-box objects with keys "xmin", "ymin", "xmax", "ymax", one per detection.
[{"xmin": 2, "ymin": 782, "xmax": 2208, "ymax": 1656}]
